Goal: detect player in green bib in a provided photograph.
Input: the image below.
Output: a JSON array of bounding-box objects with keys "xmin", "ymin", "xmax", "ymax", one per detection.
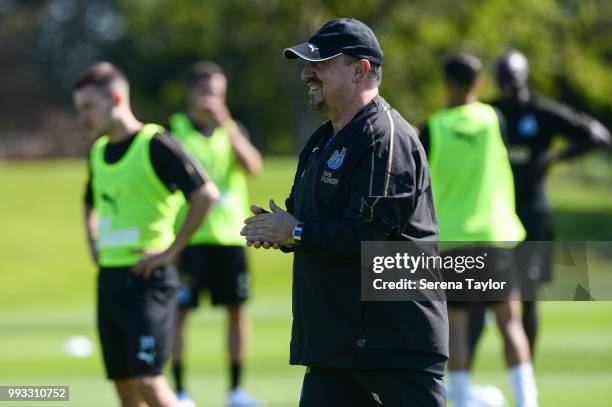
[
  {"xmin": 169, "ymin": 62, "xmax": 262, "ymax": 407},
  {"xmin": 74, "ymin": 62, "xmax": 219, "ymax": 407},
  {"xmin": 421, "ymin": 55, "xmax": 538, "ymax": 407}
]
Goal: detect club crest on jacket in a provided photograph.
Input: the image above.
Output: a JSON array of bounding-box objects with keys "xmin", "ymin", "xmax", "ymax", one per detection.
[{"xmin": 327, "ymin": 147, "xmax": 348, "ymax": 170}]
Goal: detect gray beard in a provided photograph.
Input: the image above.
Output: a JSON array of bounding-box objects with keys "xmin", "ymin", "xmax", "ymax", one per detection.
[{"xmin": 309, "ymin": 96, "xmax": 326, "ymax": 112}]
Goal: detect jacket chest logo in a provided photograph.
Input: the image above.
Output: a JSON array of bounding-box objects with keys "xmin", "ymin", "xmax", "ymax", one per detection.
[
  {"xmin": 320, "ymin": 170, "xmax": 339, "ymax": 186},
  {"xmin": 327, "ymin": 147, "xmax": 348, "ymax": 170},
  {"xmin": 518, "ymin": 114, "xmax": 539, "ymax": 137}
]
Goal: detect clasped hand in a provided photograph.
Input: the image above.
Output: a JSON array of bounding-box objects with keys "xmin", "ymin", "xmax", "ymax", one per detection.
[{"xmin": 241, "ymin": 199, "xmax": 298, "ymax": 249}]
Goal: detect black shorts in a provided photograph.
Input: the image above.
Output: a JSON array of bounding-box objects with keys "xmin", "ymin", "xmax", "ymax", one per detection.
[
  {"xmin": 518, "ymin": 210, "xmax": 555, "ymax": 286},
  {"xmin": 299, "ymin": 366, "xmax": 445, "ymax": 407},
  {"xmin": 97, "ymin": 265, "xmax": 178, "ymax": 380},
  {"xmin": 443, "ymin": 247, "xmax": 517, "ymax": 308},
  {"xmin": 177, "ymin": 245, "xmax": 249, "ymax": 308},
  {"xmin": 515, "ymin": 241, "xmax": 554, "ymax": 299}
]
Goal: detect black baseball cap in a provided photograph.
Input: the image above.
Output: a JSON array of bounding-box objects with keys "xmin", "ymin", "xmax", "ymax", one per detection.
[{"xmin": 283, "ymin": 18, "xmax": 383, "ymax": 65}]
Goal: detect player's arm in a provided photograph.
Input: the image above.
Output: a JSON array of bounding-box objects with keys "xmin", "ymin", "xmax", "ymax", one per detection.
[
  {"xmin": 83, "ymin": 166, "xmax": 98, "ymax": 265},
  {"xmin": 541, "ymin": 102, "xmax": 611, "ymax": 171},
  {"xmin": 226, "ymin": 121, "xmax": 263, "ymax": 175},
  {"xmin": 132, "ymin": 133, "xmax": 219, "ymax": 277},
  {"xmin": 550, "ymin": 116, "xmax": 609, "ymax": 161},
  {"xmin": 205, "ymin": 95, "xmax": 262, "ymax": 174},
  {"xmin": 166, "ymin": 182, "xmax": 219, "ymax": 259},
  {"xmin": 84, "ymin": 203, "xmax": 98, "ymax": 265}
]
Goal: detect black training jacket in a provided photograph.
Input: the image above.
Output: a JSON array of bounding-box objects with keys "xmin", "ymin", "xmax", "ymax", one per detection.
[
  {"xmin": 285, "ymin": 96, "xmax": 448, "ymax": 375},
  {"xmin": 492, "ymin": 95, "xmax": 610, "ymax": 218}
]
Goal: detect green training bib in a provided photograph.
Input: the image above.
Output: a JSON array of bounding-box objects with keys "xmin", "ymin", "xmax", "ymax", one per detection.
[
  {"xmin": 90, "ymin": 124, "xmax": 182, "ymax": 267},
  {"xmin": 428, "ymin": 102, "xmax": 525, "ymax": 244},
  {"xmin": 170, "ymin": 113, "xmax": 249, "ymax": 246}
]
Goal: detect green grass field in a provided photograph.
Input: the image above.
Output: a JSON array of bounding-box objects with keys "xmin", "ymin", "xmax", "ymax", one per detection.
[{"xmin": 1, "ymin": 156, "xmax": 611, "ymax": 406}]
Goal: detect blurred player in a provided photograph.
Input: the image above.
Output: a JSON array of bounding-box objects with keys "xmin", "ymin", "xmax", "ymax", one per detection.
[
  {"xmin": 75, "ymin": 62, "xmax": 219, "ymax": 407},
  {"xmin": 421, "ymin": 54, "xmax": 539, "ymax": 407},
  {"xmin": 169, "ymin": 61, "xmax": 262, "ymax": 407},
  {"xmin": 467, "ymin": 50, "xmax": 611, "ymax": 360}
]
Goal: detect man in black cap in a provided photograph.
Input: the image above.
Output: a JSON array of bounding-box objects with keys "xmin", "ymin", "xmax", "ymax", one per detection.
[
  {"xmin": 467, "ymin": 50, "xmax": 611, "ymax": 361},
  {"xmin": 241, "ymin": 18, "xmax": 447, "ymax": 406}
]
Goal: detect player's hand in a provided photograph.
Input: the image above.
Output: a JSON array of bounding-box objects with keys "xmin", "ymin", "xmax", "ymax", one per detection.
[
  {"xmin": 200, "ymin": 95, "xmax": 232, "ymax": 127},
  {"xmin": 131, "ymin": 249, "xmax": 176, "ymax": 278},
  {"xmin": 241, "ymin": 199, "xmax": 298, "ymax": 247}
]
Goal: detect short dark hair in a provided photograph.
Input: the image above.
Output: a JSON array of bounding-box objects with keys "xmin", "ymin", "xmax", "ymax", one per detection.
[
  {"xmin": 189, "ymin": 61, "xmax": 225, "ymax": 85},
  {"xmin": 343, "ymin": 54, "xmax": 382, "ymax": 85},
  {"xmin": 368, "ymin": 63, "xmax": 382, "ymax": 84},
  {"xmin": 444, "ymin": 54, "xmax": 482, "ymax": 87},
  {"xmin": 73, "ymin": 62, "xmax": 128, "ymax": 91}
]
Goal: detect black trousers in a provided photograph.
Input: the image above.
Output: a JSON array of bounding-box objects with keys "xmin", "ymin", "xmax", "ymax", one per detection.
[{"xmin": 299, "ymin": 366, "xmax": 445, "ymax": 407}]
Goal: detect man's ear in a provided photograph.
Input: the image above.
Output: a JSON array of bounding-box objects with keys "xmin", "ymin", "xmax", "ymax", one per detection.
[
  {"xmin": 111, "ymin": 91, "xmax": 122, "ymax": 106},
  {"xmin": 473, "ymin": 76, "xmax": 484, "ymax": 93},
  {"xmin": 353, "ymin": 59, "xmax": 371, "ymax": 83}
]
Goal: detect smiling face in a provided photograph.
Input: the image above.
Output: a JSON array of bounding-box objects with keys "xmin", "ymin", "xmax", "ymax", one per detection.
[
  {"xmin": 301, "ymin": 55, "xmax": 355, "ymax": 115},
  {"xmin": 73, "ymin": 85, "xmax": 115, "ymax": 138}
]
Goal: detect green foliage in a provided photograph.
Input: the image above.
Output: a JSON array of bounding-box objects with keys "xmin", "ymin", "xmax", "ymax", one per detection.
[
  {"xmin": 3, "ymin": 0, "xmax": 611, "ymax": 154},
  {"xmin": 110, "ymin": 0, "xmax": 612, "ymax": 146}
]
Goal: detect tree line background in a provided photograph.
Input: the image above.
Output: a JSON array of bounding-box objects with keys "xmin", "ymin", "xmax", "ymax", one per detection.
[{"xmin": 1, "ymin": 0, "xmax": 611, "ymax": 158}]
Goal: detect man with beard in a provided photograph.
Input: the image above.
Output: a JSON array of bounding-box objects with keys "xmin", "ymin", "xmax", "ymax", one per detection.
[{"xmin": 241, "ymin": 18, "xmax": 448, "ymax": 406}]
